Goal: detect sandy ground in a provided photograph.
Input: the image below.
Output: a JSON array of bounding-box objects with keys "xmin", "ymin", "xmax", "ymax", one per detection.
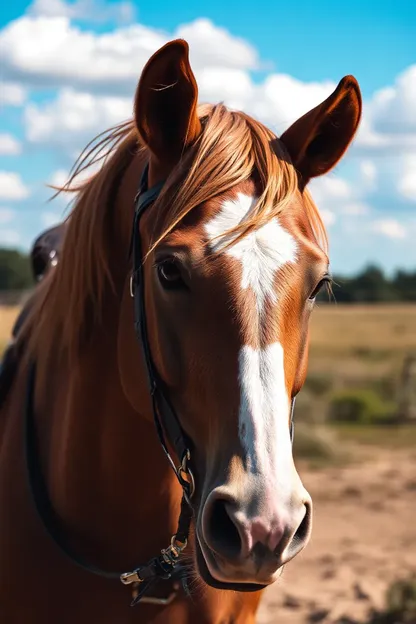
[{"xmin": 257, "ymin": 447, "xmax": 416, "ymax": 624}]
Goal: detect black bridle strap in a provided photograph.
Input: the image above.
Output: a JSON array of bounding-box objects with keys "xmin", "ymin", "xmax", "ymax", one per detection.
[{"xmin": 130, "ymin": 165, "xmax": 193, "ymax": 486}]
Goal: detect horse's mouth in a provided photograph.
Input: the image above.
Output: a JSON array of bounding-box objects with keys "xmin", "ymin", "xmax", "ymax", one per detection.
[{"xmin": 194, "ymin": 531, "xmax": 268, "ymax": 593}]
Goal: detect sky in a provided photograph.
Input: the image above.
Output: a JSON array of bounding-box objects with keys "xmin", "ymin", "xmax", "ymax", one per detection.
[{"xmin": 0, "ymin": 0, "xmax": 415, "ymax": 275}]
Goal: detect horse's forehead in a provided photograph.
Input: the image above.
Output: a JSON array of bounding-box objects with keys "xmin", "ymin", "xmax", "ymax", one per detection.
[{"xmin": 205, "ymin": 188, "xmax": 299, "ymax": 313}]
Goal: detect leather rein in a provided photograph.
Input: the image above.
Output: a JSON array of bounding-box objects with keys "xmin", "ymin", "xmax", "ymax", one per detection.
[{"xmin": 24, "ymin": 163, "xmax": 295, "ymax": 607}]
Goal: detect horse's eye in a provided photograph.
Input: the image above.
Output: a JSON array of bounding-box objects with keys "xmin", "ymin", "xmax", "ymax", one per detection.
[
  {"xmin": 157, "ymin": 259, "xmax": 185, "ymax": 290},
  {"xmin": 308, "ymin": 276, "xmax": 331, "ymax": 301}
]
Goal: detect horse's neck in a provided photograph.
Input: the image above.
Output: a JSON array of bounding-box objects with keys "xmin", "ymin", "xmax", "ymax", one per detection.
[{"xmin": 38, "ymin": 286, "xmax": 180, "ymax": 571}]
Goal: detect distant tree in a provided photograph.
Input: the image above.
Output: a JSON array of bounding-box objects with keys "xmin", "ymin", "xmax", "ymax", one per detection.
[
  {"xmin": 0, "ymin": 248, "xmax": 34, "ymax": 290},
  {"xmin": 351, "ymin": 265, "xmax": 397, "ymax": 302},
  {"xmin": 393, "ymin": 269, "xmax": 416, "ymax": 302},
  {"xmin": 316, "ymin": 264, "xmax": 415, "ymax": 303}
]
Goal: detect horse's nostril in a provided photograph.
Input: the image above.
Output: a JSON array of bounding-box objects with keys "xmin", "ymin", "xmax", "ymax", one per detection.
[
  {"xmin": 284, "ymin": 501, "xmax": 312, "ymax": 559},
  {"xmin": 206, "ymin": 498, "xmax": 242, "ymax": 561}
]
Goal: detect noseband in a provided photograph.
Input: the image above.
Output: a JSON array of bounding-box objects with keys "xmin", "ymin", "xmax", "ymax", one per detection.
[{"xmin": 24, "ymin": 164, "xmax": 296, "ymax": 606}]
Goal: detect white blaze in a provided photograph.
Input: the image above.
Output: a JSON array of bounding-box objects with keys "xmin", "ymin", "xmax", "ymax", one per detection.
[
  {"xmin": 205, "ymin": 192, "xmax": 298, "ymax": 474},
  {"xmin": 239, "ymin": 343, "xmax": 293, "ymax": 482}
]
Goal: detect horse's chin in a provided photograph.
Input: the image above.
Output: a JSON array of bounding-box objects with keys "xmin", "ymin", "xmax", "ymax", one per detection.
[{"xmin": 194, "ymin": 535, "xmax": 267, "ymax": 593}]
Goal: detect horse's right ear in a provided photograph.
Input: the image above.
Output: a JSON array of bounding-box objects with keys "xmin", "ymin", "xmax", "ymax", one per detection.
[{"xmin": 134, "ymin": 39, "xmax": 202, "ymax": 166}]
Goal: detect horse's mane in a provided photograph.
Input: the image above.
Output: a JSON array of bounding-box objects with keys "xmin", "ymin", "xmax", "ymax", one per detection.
[{"xmin": 24, "ymin": 104, "xmax": 327, "ymax": 364}]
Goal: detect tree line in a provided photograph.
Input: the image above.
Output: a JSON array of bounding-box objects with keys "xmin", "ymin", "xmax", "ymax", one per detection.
[
  {"xmin": 0, "ymin": 247, "xmax": 415, "ymax": 302},
  {"xmin": 318, "ymin": 265, "xmax": 416, "ymax": 303}
]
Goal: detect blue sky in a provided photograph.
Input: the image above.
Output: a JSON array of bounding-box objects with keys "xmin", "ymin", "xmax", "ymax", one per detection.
[{"xmin": 1, "ymin": 0, "xmax": 415, "ymax": 275}]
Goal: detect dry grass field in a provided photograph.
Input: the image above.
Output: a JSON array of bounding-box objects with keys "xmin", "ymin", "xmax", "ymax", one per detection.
[
  {"xmin": 0, "ymin": 305, "xmax": 20, "ymax": 352},
  {"xmin": 309, "ymin": 303, "xmax": 416, "ymax": 381}
]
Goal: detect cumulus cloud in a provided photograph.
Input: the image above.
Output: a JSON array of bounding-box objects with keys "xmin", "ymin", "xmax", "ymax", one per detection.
[
  {"xmin": 3, "ymin": 3, "xmax": 413, "ymax": 168},
  {"xmin": 29, "ymin": 0, "xmax": 136, "ymax": 25},
  {"xmin": 0, "ymin": 172, "xmax": 30, "ymax": 201},
  {"xmin": 0, "ymin": 13, "xmax": 258, "ymax": 94},
  {"xmin": 371, "ymin": 218, "xmax": 407, "ymax": 240},
  {"xmin": 371, "ymin": 65, "xmax": 416, "ymax": 135},
  {"xmin": 309, "ymin": 174, "xmax": 373, "ymax": 227},
  {"xmin": 0, "ymin": 16, "xmax": 165, "ymax": 92},
  {"xmin": 177, "ymin": 18, "xmax": 259, "ymax": 71},
  {"xmin": 1, "ymin": 1, "xmax": 415, "ymax": 161},
  {"xmin": 25, "ymin": 88, "xmax": 132, "ymax": 148},
  {"xmin": 356, "ymin": 65, "xmax": 416, "ymax": 155},
  {"xmin": 0, "ymin": 82, "xmax": 27, "ymax": 107},
  {"xmin": 0, "ymin": 133, "xmax": 21, "ymax": 155},
  {"xmin": 359, "ymin": 160, "xmax": 377, "ymax": 189},
  {"xmin": 49, "ymin": 161, "xmax": 103, "ymax": 188},
  {"xmin": 398, "ymin": 154, "xmax": 416, "ymax": 202}
]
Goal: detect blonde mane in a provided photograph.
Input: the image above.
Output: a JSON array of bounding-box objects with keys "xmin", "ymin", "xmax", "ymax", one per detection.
[{"xmin": 24, "ymin": 104, "xmax": 327, "ymax": 363}]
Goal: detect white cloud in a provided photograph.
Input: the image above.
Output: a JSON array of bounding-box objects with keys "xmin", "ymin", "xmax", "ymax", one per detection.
[
  {"xmin": 0, "ymin": 207, "xmax": 15, "ymax": 224},
  {"xmin": 356, "ymin": 65, "xmax": 416, "ymax": 155},
  {"xmin": 177, "ymin": 18, "xmax": 259, "ymax": 71},
  {"xmin": 320, "ymin": 209, "xmax": 336, "ymax": 227},
  {"xmin": 49, "ymin": 162, "xmax": 103, "ymax": 187},
  {"xmin": 371, "ymin": 219, "xmax": 406, "ymax": 240},
  {"xmin": 0, "ymin": 133, "xmax": 21, "ymax": 155},
  {"xmin": 0, "ymin": 229, "xmax": 21, "ymax": 245},
  {"xmin": 309, "ymin": 174, "xmax": 371, "ymax": 224},
  {"xmin": 25, "ymin": 88, "xmax": 132, "ymax": 148},
  {"xmin": 340, "ymin": 202, "xmax": 370, "ymax": 216},
  {"xmin": 0, "ymin": 14, "xmax": 257, "ymax": 94},
  {"xmin": 29, "ymin": 0, "xmax": 136, "ymax": 25},
  {"xmin": 0, "ymin": 16, "xmax": 165, "ymax": 92},
  {"xmin": 0, "ymin": 81, "xmax": 27, "ymax": 107},
  {"xmin": 1, "ymin": 3, "xmax": 415, "ymax": 165},
  {"xmin": 310, "ymin": 176, "xmax": 352, "ymax": 203},
  {"xmin": 252, "ymin": 74, "xmax": 336, "ymax": 132},
  {"xmin": 398, "ymin": 154, "xmax": 416, "ymax": 202},
  {"xmin": 360, "ymin": 160, "xmax": 377, "ymax": 188},
  {"xmin": 0, "ymin": 172, "xmax": 30, "ymax": 201},
  {"xmin": 371, "ymin": 65, "xmax": 416, "ymax": 135}
]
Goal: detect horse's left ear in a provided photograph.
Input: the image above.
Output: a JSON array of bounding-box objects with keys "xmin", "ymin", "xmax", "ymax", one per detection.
[
  {"xmin": 134, "ymin": 39, "xmax": 202, "ymax": 165},
  {"xmin": 280, "ymin": 76, "xmax": 362, "ymax": 186}
]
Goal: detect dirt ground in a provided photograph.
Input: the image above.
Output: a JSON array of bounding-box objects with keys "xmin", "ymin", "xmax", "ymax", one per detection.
[{"xmin": 257, "ymin": 446, "xmax": 416, "ymax": 624}]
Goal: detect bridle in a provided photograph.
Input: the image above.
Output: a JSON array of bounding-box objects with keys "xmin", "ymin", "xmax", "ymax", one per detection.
[{"xmin": 24, "ymin": 163, "xmax": 296, "ymax": 607}]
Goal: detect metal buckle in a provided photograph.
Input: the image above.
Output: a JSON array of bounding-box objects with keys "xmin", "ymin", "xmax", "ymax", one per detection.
[
  {"xmin": 120, "ymin": 570, "xmax": 142, "ymax": 585},
  {"xmin": 161, "ymin": 536, "xmax": 188, "ymax": 567},
  {"xmin": 176, "ymin": 450, "xmax": 195, "ymax": 503},
  {"xmin": 129, "ymin": 274, "xmax": 134, "ymax": 298}
]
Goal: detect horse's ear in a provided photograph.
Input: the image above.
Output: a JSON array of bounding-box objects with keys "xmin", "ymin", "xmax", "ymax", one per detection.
[
  {"xmin": 280, "ymin": 76, "xmax": 362, "ymax": 186},
  {"xmin": 134, "ymin": 39, "xmax": 202, "ymax": 165}
]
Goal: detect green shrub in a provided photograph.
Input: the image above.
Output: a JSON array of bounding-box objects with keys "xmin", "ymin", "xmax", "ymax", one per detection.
[
  {"xmin": 304, "ymin": 373, "xmax": 333, "ymax": 397},
  {"xmin": 293, "ymin": 424, "xmax": 346, "ymax": 465},
  {"xmin": 367, "ymin": 575, "xmax": 416, "ymax": 623},
  {"xmin": 369, "ymin": 376, "xmax": 398, "ymax": 402},
  {"xmin": 328, "ymin": 389, "xmax": 395, "ymax": 425}
]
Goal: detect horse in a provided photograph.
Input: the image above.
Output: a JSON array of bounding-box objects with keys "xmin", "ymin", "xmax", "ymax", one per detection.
[{"xmin": 0, "ymin": 39, "xmax": 361, "ymax": 623}]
